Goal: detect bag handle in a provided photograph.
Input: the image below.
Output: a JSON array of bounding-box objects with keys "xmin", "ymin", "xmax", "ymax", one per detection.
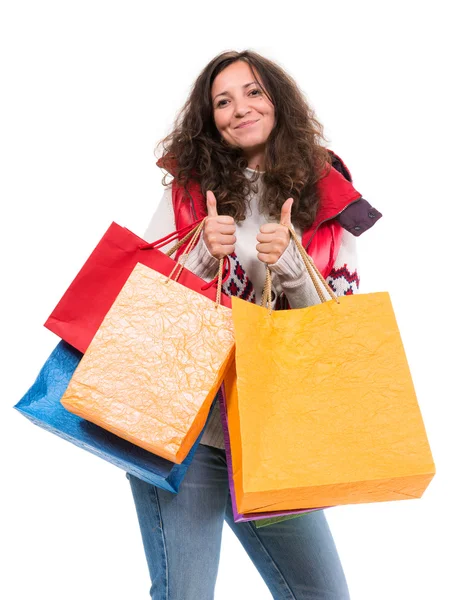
[
  {"xmin": 163, "ymin": 223, "xmax": 204, "ymax": 258},
  {"xmin": 139, "ymin": 219, "xmax": 204, "ymax": 255},
  {"xmin": 141, "ymin": 220, "xmax": 225, "ymax": 306},
  {"xmin": 164, "ymin": 219, "xmax": 225, "ymax": 307},
  {"xmin": 261, "ymin": 225, "xmax": 339, "ymax": 312}
]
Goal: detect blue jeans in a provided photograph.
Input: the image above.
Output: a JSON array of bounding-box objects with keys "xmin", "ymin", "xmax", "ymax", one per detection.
[{"xmin": 127, "ymin": 444, "xmax": 350, "ymax": 600}]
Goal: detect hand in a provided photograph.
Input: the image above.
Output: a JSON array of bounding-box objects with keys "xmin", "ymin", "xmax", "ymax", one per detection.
[
  {"xmin": 256, "ymin": 198, "xmax": 293, "ymax": 264},
  {"xmin": 203, "ymin": 191, "xmax": 236, "ymax": 259}
]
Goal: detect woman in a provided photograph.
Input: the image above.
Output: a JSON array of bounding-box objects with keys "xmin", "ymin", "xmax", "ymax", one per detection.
[{"xmin": 128, "ymin": 50, "xmax": 381, "ymax": 600}]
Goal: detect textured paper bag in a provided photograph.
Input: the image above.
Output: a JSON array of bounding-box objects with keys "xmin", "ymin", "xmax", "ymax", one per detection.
[
  {"xmin": 62, "ymin": 262, "xmax": 234, "ymax": 463},
  {"xmin": 226, "ymin": 228, "xmax": 435, "ymax": 513}
]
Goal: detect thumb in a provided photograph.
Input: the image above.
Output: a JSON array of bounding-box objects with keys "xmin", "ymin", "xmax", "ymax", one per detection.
[
  {"xmin": 206, "ymin": 190, "xmax": 218, "ymax": 218},
  {"xmin": 280, "ymin": 197, "xmax": 293, "ymax": 227}
]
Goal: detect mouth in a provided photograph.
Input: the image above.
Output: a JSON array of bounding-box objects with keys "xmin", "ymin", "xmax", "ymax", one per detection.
[{"xmin": 235, "ymin": 120, "xmax": 259, "ymax": 129}]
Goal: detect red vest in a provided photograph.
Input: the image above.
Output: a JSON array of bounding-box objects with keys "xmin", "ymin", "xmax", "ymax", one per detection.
[{"xmin": 160, "ymin": 152, "xmax": 362, "ymax": 277}]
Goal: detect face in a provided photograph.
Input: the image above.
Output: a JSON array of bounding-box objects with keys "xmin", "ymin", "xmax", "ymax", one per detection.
[{"xmin": 211, "ymin": 61, "xmax": 275, "ymax": 168}]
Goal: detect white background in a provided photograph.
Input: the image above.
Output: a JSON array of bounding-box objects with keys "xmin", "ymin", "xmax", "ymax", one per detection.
[{"xmin": 1, "ymin": 1, "xmax": 469, "ymax": 598}]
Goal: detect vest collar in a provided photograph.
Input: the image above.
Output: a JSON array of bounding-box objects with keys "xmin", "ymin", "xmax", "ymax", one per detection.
[
  {"xmin": 302, "ymin": 164, "xmax": 362, "ymax": 249},
  {"xmin": 157, "ymin": 155, "xmax": 363, "ymax": 243}
]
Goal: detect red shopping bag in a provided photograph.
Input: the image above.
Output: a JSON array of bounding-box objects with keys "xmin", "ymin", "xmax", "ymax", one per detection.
[{"xmin": 44, "ymin": 221, "xmax": 231, "ymax": 353}]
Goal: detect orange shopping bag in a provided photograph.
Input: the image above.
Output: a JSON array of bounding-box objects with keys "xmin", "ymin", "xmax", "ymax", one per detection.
[
  {"xmin": 61, "ymin": 221, "xmax": 235, "ymax": 464},
  {"xmin": 226, "ymin": 228, "xmax": 435, "ymax": 514}
]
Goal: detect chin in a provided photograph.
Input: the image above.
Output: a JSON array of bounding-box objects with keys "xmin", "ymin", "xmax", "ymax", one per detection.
[
  {"xmin": 236, "ymin": 137, "xmax": 268, "ymax": 150},
  {"xmin": 225, "ymin": 134, "xmax": 268, "ymax": 154}
]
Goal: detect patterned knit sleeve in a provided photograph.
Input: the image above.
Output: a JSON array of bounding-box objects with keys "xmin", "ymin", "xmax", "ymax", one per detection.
[
  {"xmin": 324, "ymin": 229, "xmax": 360, "ymax": 296},
  {"xmin": 270, "ymin": 229, "xmax": 360, "ymax": 308}
]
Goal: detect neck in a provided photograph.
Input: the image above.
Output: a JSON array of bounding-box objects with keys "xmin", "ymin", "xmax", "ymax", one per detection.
[{"xmin": 244, "ymin": 147, "xmax": 266, "ymax": 171}]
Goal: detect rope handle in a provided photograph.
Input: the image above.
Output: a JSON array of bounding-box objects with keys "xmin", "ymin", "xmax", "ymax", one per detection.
[
  {"xmin": 163, "ymin": 218, "xmax": 225, "ymax": 307},
  {"xmin": 164, "ymin": 223, "xmax": 204, "ymax": 258},
  {"xmin": 140, "ymin": 219, "xmax": 225, "ymax": 306},
  {"xmin": 260, "ymin": 266, "xmax": 273, "ymax": 312},
  {"xmin": 167, "ymin": 219, "xmax": 206, "ymax": 282},
  {"xmin": 260, "ymin": 225, "xmax": 338, "ymax": 312}
]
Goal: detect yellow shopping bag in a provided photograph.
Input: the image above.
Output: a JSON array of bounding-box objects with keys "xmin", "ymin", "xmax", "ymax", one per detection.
[
  {"xmin": 226, "ymin": 228, "xmax": 435, "ymax": 513},
  {"xmin": 61, "ymin": 221, "xmax": 235, "ymax": 464}
]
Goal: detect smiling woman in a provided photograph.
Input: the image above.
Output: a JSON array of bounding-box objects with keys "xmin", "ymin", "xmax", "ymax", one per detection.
[
  {"xmin": 158, "ymin": 50, "xmax": 333, "ymax": 229},
  {"xmin": 129, "ymin": 49, "xmax": 381, "ymax": 600}
]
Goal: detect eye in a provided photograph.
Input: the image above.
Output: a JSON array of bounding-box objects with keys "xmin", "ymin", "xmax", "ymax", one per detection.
[
  {"xmin": 249, "ymin": 88, "xmax": 262, "ymax": 97},
  {"xmin": 216, "ymin": 98, "xmax": 229, "ymax": 108}
]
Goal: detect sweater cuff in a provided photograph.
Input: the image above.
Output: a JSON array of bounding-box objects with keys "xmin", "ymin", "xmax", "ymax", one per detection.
[
  {"xmin": 269, "ymin": 238, "xmax": 307, "ymax": 287},
  {"xmin": 179, "ymin": 235, "xmax": 220, "ymax": 281}
]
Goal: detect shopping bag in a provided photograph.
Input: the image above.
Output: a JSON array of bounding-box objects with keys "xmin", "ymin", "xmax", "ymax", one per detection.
[
  {"xmin": 14, "ymin": 341, "xmax": 204, "ymax": 492},
  {"xmin": 226, "ymin": 227, "xmax": 435, "ymax": 514},
  {"xmin": 218, "ymin": 381, "xmax": 321, "ymax": 526},
  {"xmin": 44, "ymin": 220, "xmax": 230, "ymax": 354},
  {"xmin": 61, "ymin": 246, "xmax": 235, "ymax": 464}
]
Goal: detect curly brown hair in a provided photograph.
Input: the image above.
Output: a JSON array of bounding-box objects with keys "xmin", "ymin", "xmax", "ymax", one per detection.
[{"xmin": 157, "ymin": 50, "xmax": 332, "ymax": 229}]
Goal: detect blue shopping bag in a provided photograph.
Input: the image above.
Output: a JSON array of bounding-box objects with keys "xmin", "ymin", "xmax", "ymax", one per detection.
[{"xmin": 14, "ymin": 341, "xmax": 202, "ymax": 492}]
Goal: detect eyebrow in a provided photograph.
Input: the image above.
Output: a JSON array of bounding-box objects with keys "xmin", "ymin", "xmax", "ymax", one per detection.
[{"xmin": 213, "ymin": 81, "xmax": 259, "ymax": 100}]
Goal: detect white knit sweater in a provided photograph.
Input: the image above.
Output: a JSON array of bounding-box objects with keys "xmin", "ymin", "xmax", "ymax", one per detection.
[{"xmin": 143, "ymin": 172, "xmax": 360, "ymax": 449}]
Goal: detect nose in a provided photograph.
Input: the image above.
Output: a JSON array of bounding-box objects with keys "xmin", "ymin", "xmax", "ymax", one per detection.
[{"xmin": 233, "ymin": 97, "xmax": 251, "ymax": 118}]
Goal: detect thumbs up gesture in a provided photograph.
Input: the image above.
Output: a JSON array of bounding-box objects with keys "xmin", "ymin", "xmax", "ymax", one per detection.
[
  {"xmin": 203, "ymin": 191, "xmax": 236, "ymax": 259},
  {"xmin": 256, "ymin": 198, "xmax": 293, "ymax": 265}
]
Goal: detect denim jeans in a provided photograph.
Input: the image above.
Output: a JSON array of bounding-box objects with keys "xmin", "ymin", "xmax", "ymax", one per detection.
[{"xmin": 127, "ymin": 443, "xmax": 350, "ymax": 600}]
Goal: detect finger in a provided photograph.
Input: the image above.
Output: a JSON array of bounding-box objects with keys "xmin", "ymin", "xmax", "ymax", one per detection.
[
  {"xmin": 256, "ymin": 232, "xmax": 278, "ymax": 244},
  {"xmin": 219, "ymin": 244, "xmax": 236, "ymax": 254},
  {"xmin": 259, "ymin": 223, "xmax": 280, "ymax": 234},
  {"xmin": 205, "ymin": 234, "xmax": 236, "ymax": 247},
  {"xmin": 280, "ymin": 198, "xmax": 294, "ymax": 227},
  {"xmin": 257, "ymin": 252, "xmax": 277, "ymax": 265},
  {"xmin": 206, "ymin": 223, "xmax": 236, "ymax": 235},
  {"xmin": 215, "ymin": 216, "xmax": 235, "ymax": 225},
  {"xmin": 218, "ymin": 224, "xmax": 237, "ymax": 235},
  {"xmin": 256, "ymin": 242, "xmax": 274, "ymax": 254},
  {"xmin": 206, "ymin": 190, "xmax": 218, "ymax": 218},
  {"xmin": 212, "ymin": 244, "xmax": 235, "ymax": 259}
]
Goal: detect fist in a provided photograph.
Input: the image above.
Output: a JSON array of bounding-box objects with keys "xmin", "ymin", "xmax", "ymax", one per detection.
[
  {"xmin": 203, "ymin": 191, "xmax": 236, "ymax": 259},
  {"xmin": 256, "ymin": 198, "xmax": 293, "ymax": 264}
]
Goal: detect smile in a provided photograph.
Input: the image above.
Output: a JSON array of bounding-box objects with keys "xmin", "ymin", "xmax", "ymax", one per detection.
[{"xmin": 235, "ymin": 120, "xmax": 259, "ymax": 129}]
